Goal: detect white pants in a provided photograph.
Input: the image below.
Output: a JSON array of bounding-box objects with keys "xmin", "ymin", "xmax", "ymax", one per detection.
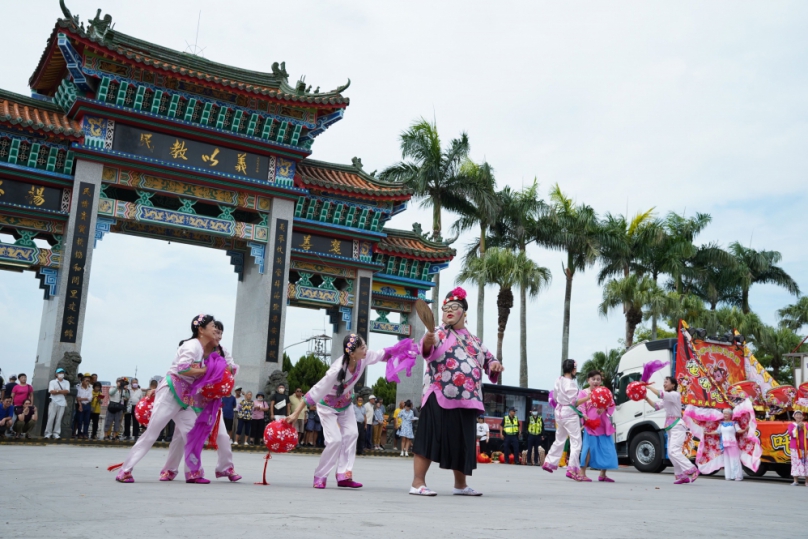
[
  {"xmin": 163, "ymin": 411, "xmax": 235, "ymax": 476},
  {"xmin": 723, "ymin": 445, "xmax": 743, "ymax": 481},
  {"xmin": 667, "ymin": 421, "xmax": 696, "ymax": 477},
  {"xmin": 44, "ymin": 404, "xmax": 65, "ymax": 437},
  {"xmin": 313, "ymin": 404, "xmax": 358, "ymax": 480},
  {"xmin": 121, "ymin": 387, "xmax": 192, "ymax": 473},
  {"xmin": 545, "ymin": 414, "xmax": 582, "ymax": 471}
]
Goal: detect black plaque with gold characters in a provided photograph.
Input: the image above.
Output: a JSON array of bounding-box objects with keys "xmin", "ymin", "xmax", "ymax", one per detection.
[
  {"xmin": 266, "ymin": 218, "xmax": 289, "ymax": 362},
  {"xmin": 291, "ymin": 231, "xmax": 352, "ymax": 258},
  {"xmin": 60, "ymin": 182, "xmax": 95, "ymax": 343},
  {"xmin": 0, "ymin": 178, "xmax": 63, "ymax": 212},
  {"xmin": 357, "ymin": 277, "xmax": 371, "ymax": 344},
  {"xmin": 112, "ymin": 124, "xmax": 270, "ymax": 181}
]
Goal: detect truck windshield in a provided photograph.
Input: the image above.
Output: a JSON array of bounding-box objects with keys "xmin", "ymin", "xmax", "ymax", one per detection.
[{"xmin": 615, "ymin": 372, "xmax": 642, "ymax": 406}]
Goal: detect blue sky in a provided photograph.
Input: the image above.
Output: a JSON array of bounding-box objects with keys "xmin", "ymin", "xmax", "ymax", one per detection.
[{"xmin": 1, "ymin": 1, "xmax": 807, "ymax": 390}]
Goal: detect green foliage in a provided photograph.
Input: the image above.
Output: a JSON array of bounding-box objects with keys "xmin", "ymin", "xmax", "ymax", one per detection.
[
  {"xmin": 751, "ymin": 325, "xmax": 805, "ymax": 386},
  {"xmin": 779, "ymin": 297, "xmax": 808, "ymax": 331},
  {"xmin": 634, "ymin": 325, "xmax": 676, "ymax": 343},
  {"xmin": 282, "ymin": 353, "xmax": 293, "ymax": 373},
  {"xmin": 370, "ymin": 377, "xmax": 397, "ymax": 408},
  {"xmin": 577, "ymin": 349, "xmax": 622, "ymax": 391},
  {"xmin": 286, "ymin": 354, "xmax": 329, "ymax": 394}
]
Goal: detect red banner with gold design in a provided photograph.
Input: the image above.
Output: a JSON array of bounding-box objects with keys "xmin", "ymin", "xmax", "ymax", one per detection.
[
  {"xmin": 676, "ymin": 323, "xmax": 732, "ymax": 408},
  {"xmin": 757, "ymin": 421, "xmax": 792, "ymax": 464}
]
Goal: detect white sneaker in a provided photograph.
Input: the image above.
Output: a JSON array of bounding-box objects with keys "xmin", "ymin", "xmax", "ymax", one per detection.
[
  {"xmin": 53, "ymin": 435, "xmax": 60, "ymax": 440},
  {"xmin": 452, "ymin": 486, "xmax": 482, "ymax": 496},
  {"xmin": 400, "ymin": 451, "xmax": 404, "ymax": 457},
  {"xmin": 405, "ymin": 451, "xmax": 409, "ymax": 457},
  {"xmin": 409, "ymin": 486, "xmax": 437, "ymax": 496}
]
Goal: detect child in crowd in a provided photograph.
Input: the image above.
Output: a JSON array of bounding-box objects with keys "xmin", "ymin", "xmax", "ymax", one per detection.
[
  {"xmin": 90, "ymin": 382, "xmax": 103, "ymax": 440},
  {"xmin": 790, "ymin": 410, "xmax": 808, "ymax": 486},
  {"xmin": 398, "ymin": 400, "xmax": 416, "ymax": 457}
]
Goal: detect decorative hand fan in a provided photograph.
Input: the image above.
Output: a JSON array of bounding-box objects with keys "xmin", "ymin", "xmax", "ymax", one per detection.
[{"xmin": 414, "ymin": 299, "xmax": 435, "ymax": 333}]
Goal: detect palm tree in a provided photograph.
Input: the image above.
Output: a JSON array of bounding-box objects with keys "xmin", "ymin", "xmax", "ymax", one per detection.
[
  {"xmin": 542, "ymin": 184, "xmax": 602, "ymax": 364},
  {"xmin": 778, "ymin": 297, "xmax": 808, "ymax": 332},
  {"xmin": 599, "ymin": 275, "xmax": 668, "ymax": 348},
  {"xmin": 577, "ymin": 349, "xmax": 622, "ymax": 391},
  {"xmin": 451, "ymin": 159, "xmax": 499, "ymax": 339},
  {"xmin": 727, "ymin": 242, "xmax": 800, "ymax": 314},
  {"xmin": 754, "ymin": 325, "xmax": 804, "ymax": 385},
  {"xmin": 642, "ymin": 212, "xmax": 712, "ymax": 291},
  {"xmin": 380, "ymin": 118, "xmax": 471, "ymax": 320},
  {"xmin": 457, "ymin": 247, "xmax": 551, "ymax": 386}
]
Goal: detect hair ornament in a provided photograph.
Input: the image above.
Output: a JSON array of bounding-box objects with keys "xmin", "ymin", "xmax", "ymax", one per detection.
[
  {"xmin": 443, "ymin": 287, "xmax": 468, "ymax": 305},
  {"xmin": 345, "ymin": 334, "xmax": 360, "ymax": 354},
  {"xmin": 192, "ymin": 313, "xmax": 206, "ymax": 327}
]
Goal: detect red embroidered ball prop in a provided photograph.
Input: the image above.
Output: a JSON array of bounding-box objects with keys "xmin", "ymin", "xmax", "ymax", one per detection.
[
  {"xmin": 583, "ymin": 418, "xmax": 602, "ymax": 431},
  {"xmin": 590, "ymin": 387, "xmax": 613, "ymax": 408},
  {"xmin": 134, "ymin": 394, "xmax": 154, "ymax": 426},
  {"xmin": 626, "ymin": 381, "xmax": 647, "ymax": 402},
  {"xmin": 201, "ymin": 369, "xmax": 235, "ymax": 400},
  {"xmin": 264, "ymin": 419, "xmax": 298, "ymax": 454}
]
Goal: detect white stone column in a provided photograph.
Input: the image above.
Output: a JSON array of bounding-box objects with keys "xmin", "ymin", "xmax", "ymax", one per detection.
[
  {"xmin": 231, "ymin": 197, "xmax": 294, "ymax": 396},
  {"xmin": 33, "ymin": 159, "xmax": 103, "ymax": 433},
  {"xmin": 355, "ymin": 269, "xmax": 373, "ymax": 388}
]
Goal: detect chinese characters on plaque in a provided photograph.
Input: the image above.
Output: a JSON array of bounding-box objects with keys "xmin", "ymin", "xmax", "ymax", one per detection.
[
  {"xmin": 59, "ymin": 182, "xmax": 95, "ymax": 343},
  {"xmin": 292, "ymin": 231, "xmax": 351, "ymax": 258},
  {"xmin": 112, "ymin": 124, "xmax": 270, "ymax": 181},
  {"xmin": 357, "ymin": 277, "xmax": 371, "ymax": 345},
  {"xmin": 265, "ymin": 218, "xmax": 288, "ymax": 363},
  {"xmin": 0, "ymin": 178, "xmax": 64, "ymax": 212}
]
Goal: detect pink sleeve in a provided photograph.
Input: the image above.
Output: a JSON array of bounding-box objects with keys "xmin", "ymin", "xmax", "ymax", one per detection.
[
  {"xmin": 304, "ymin": 360, "xmax": 342, "ymax": 407},
  {"xmin": 482, "ymin": 347, "xmax": 500, "ymax": 384},
  {"xmin": 420, "ymin": 328, "xmax": 451, "ymax": 361},
  {"xmin": 363, "ymin": 349, "xmax": 388, "ymax": 367}
]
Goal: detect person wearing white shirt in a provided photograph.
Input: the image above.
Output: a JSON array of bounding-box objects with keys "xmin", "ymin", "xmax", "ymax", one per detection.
[
  {"xmin": 363, "ymin": 395, "xmax": 375, "ymax": 450},
  {"xmin": 231, "ymin": 387, "xmax": 245, "ymax": 442},
  {"xmin": 75, "ymin": 376, "xmax": 93, "ymax": 439},
  {"xmin": 125, "ymin": 378, "xmax": 144, "ymax": 440},
  {"xmin": 44, "ymin": 368, "xmax": 70, "ymax": 439},
  {"xmin": 476, "ymin": 416, "xmax": 491, "ymax": 455}
]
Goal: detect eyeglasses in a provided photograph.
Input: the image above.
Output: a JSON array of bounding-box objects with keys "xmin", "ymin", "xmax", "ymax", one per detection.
[{"xmin": 441, "ymin": 303, "xmax": 463, "ymax": 313}]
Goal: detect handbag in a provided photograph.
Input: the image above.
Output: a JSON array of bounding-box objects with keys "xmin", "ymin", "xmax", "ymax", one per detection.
[{"xmin": 108, "ymin": 400, "xmax": 125, "ymax": 414}]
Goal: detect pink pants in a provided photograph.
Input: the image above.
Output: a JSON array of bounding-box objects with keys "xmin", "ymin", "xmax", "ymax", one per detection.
[
  {"xmin": 545, "ymin": 414, "xmax": 582, "ymax": 472},
  {"xmin": 313, "ymin": 404, "xmax": 358, "ymax": 481},
  {"xmin": 668, "ymin": 421, "xmax": 696, "ymax": 477},
  {"xmin": 163, "ymin": 411, "xmax": 235, "ymax": 476},
  {"xmin": 121, "ymin": 386, "xmax": 195, "ymax": 473}
]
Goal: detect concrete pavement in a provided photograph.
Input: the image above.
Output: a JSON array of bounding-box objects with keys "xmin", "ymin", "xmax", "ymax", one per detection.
[{"xmin": 0, "ymin": 445, "xmax": 800, "ymax": 538}]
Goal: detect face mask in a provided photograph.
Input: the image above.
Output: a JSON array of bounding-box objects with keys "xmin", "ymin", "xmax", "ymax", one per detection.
[
  {"xmin": 57, "ymin": 374, "xmax": 64, "ymax": 380},
  {"xmin": 532, "ymin": 411, "xmax": 538, "ymax": 416},
  {"xmin": 277, "ymin": 388, "xmax": 285, "ymax": 394},
  {"xmin": 132, "ymin": 384, "xmax": 139, "ymax": 389}
]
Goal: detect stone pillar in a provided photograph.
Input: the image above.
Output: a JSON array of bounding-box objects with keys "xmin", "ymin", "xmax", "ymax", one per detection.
[
  {"xmin": 396, "ymin": 309, "xmax": 426, "ymax": 408},
  {"xmin": 330, "ymin": 304, "xmax": 356, "ymax": 364},
  {"xmin": 355, "ymin": 270, "xmax": 373, "ymax": 388},
  {"xmin": 33, "ymin": 159, "xmax": 103, "ymax": 434},
  {"xmin": 231, "ymin": 197, "xmax": 294, "ymax": 396}
]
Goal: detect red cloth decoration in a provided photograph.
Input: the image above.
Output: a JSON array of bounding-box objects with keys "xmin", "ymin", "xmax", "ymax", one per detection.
[
  {"xmin": 498, "ymin": 453, "xmax": 517, "ymax": 464},
  {"xmin": 627, "ymin": 381, "xmax": 647, "ymax": 402},
  {"xmin": 134, "ymin": 394, "xmax": 155, "ymax": 426},
  {"xmin": 584, "ymin": 418, "xmax": 602, "ymax": 430},
  {"xmin": 766, "ymin": 386, "xmax": 796, "ymax": 412},
  {"xmin": 201, "ymin": 369, "xmax": 235, "ymax": 400},
  {"xmin": 590, "ymin": 387, "xmax": 614, "ymax": 408},
  {"xmin": 263, "ymin": 419, "xmax": 298, "ymax": 453},
  {"xmin": 206, "ymin": 409, "xmax": 221, "ymax": 450}
]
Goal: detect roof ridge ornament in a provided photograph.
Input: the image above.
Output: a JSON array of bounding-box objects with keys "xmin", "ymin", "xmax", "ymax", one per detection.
[
  {"xmin": 87, "ymin": 8, "xmax": 115, "ymax": 42},
  {"xmin": 59, "ymin": 0, "xmax": 81, "ymax": 27},
  {"xmin": 271, "ymin": 61, "xmax": 289, "ymax": 81},
  {"xmin": 351, "ymin": 157, "xmax": 363, "ymax": 170}
]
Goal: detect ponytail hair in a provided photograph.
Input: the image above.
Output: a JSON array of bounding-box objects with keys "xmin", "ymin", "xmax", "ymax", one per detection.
[
  {"xmin": 336, "ymin": 334, "xmax": 364, "ymax": 396},
  {"xmin": 562, "ymin": 359, "xmax": 576, "ymax": 375},
  {"xmin": 179, "ymin": 313, "xmax": 216, "ymax": 347}
]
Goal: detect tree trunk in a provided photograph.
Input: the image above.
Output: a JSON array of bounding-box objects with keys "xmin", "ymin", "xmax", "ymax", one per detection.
[
  {"xmin": 519, "ymin": 280, "xmax": 527, "ymax": 388},
  {"xmin": 741, "ymin": 287, "xmax": 750, "ymax": 314},
  {"xmin": 497, "ymin": 286, "xmax": 514, "ymax": 386},
  {"xmin": 431, "ymin": 200, "xmax": 442, "ymax": 322},
  {"xmin": 626, "ymin": 306, "xmax": 643, "ymax": 348},
  {"xmin": 561, "ymin": 254, "xmax": 574, "ymax": 364},
  {"xmin": 651, "ymin": 271, "xmax": 659, "ymax": 339},
  {"xmin": 476, "ymin": 224, "xmax": 486, "ymax": 339}
]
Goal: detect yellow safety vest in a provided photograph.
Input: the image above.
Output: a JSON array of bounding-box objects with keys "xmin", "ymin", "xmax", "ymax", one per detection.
[
  {"xmin": 528, "ymin": 415, "xmax": 543, "ymax": 435},
  {"xmin": 503, "ymin": 416, "xmax": 519, "ymax": 435}
]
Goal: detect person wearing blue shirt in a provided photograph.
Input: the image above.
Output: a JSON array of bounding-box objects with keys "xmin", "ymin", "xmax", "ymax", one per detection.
[
  {"xmin": 221, "ymin": 391, "xmax": 237, "ymax": 438},
  {"xmin": 0, "ymin": 396, "xmax": 14, "ymax": 436}
]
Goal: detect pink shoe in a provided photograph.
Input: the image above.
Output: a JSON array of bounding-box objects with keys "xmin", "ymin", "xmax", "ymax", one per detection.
[
  {"xmin": 565, "ymin": 471, "xmax": 582, "ymax": 482},
  {"xmin": 313, "ymin": 476, "xmax": 327, "ymax": 489},
  {"xmin": 215, "ymin": 468, "xmax": 242, "ymax": 482},
  {"xmin": 689, "ymin": 469, "xmax": 699, "ymax": 483},
  {"xmin": 159, "ymin": 470, "xmax": 177, "ymax": 482},
  {"xmin": 598, "ymin": 476, "xmax": 614, "ymax": 483},
  {"xmin": 337, "ymin": 479, "xmax": 363, "ymax": 488},
  {"xmin": 541, "ymin": 463, "xmax": 556, "ymax": 473},
  {"xmin": 673, "ymin": 475, "xmax": 691, "ymax": 485},
  {"xmin": 115, "ymin": 470, "xmax": 134, "ymax": 483},
  {"xmin": 186, "ymin": 477, "xmax": 210, "ymax": 484},
  {"xmin": 579, "ymin": 476, "xmax": 592, "ymax": 482}
]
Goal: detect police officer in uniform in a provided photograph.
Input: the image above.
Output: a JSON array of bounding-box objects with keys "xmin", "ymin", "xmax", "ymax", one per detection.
[
  {"xmin": 501, "ymin": 407, "xmax": 520, "ymax": 464},
  {"xmin": 526, "ymin": 406, "xmax": 544, "ymax": 465}
]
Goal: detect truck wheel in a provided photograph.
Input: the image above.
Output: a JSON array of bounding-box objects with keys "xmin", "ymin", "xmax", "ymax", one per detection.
[
  {"xmin": 743, "ymin": 464, "xmax": 767, "ymax": 477},
  {"xmin": 775, "ymin": 466, "xmax": 792, "ymax": 479},
  {"xmin": 630, "ymin": 432, "xmax": 663, "ymax": 473}
]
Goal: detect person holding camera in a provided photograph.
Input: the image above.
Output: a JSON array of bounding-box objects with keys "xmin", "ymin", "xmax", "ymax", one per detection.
[
  {"xmin": 105, "ymin": 377, "xmax": 130, "ymax": 441},
  {"xmin": 44, "ymin": 368, "xmax": 70, "ymax": 439}
]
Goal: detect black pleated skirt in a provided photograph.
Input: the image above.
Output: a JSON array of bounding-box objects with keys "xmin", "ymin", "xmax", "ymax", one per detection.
[{"xmin": 413, "ymin": 393, "xmax": 478, "ymax": 476}]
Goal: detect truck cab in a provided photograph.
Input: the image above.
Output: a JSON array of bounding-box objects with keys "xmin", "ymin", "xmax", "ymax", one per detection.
[{"xmin": 612, "ymin": 338, "xmax": 677, "ymax": 472}]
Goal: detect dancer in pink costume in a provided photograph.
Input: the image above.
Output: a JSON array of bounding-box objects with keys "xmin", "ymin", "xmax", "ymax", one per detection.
[
  {"xmin": 542, "ymin": 359, "xmax": 591, "ymax": 481},
  {"xmin": 159, "ymin": 320, "xmax": 242, "ymax": 483},
  {"xmin": 287, "ymin": 333, "xmax": 417, "ymax": 489},
  {"xmin": 113, "ymin": 314, "xmax": 216, "ymax": 483},
  {"xmin": 645, "ymin": 376, "xmax": 699, "ymax": 484}
]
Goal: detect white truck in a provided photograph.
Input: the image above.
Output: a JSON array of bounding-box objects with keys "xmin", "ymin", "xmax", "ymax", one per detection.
[{"xmin": 611, "ymin": 338, "xmax": 677, "ymax": 473}]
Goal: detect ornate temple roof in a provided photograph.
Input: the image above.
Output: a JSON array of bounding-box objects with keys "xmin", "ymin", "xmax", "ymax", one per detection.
[
  {"xmin": 30, "ymin": 6, "xmax": 350, "ymax": 108},
  {"xmin": 296, "ymin": 158, "xmax": 413, "ymax": 201},
  {"xmin": 0, "ymin": 89, "xmax": 83, "ymax": 140},
  {"xmin": 377, "ymin": 228, "xmax": 456, "ymax": 262}
]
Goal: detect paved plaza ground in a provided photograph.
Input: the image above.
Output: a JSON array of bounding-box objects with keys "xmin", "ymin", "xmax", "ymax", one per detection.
[{"xmin": 0, "ymin": 444, "xmax": 800, "ymax": 538}]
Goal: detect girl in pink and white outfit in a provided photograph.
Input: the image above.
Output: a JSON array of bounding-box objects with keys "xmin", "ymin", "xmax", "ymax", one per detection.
[
  {"xmin": 542, "ymin": 359, "xmax": 591, "ymax": 481},
  {"xmin": 113, "ymin": 314, "xmax": 216, "ymax": 484},
  {"xmin": 287, "ymin": 333, "xmax": 417, "ymax": 489},
  {"xmin": 645, "ymin": 376, "xmax": 699, "ymax": 484}
]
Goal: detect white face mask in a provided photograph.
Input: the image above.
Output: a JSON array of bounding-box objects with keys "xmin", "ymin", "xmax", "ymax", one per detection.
[
  {"xmin": 277, "ymin": 388, "xmax": 285, "ymax": 394},
  {"xmin": 57, "ymin": 374, "xmax": 64, "ymax": 380},
  {"xmin": 532, "ymin": 411, "xmax": 538, "ymax": 416},
  {"xmin": 131, "ymin": 384, "xmax": 139, "ymax": 389}
]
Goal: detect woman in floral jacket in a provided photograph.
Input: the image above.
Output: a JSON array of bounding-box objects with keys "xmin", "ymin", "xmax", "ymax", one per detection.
[{"xmin": 410, "ymin": 287, "xmax": 503, "ymax": 497}]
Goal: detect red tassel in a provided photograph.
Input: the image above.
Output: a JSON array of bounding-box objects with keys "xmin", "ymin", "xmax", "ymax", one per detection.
[
  {"xmin": 107, "ymin": 462, "xmax": 123, "ymax": 472},
  {"xmin": 254, "ymin": 452, "xmax": 272, "ymax": 485},
  {"xmin": 207, "ymin": 409, "xmax": 222, "ymax": 450}
]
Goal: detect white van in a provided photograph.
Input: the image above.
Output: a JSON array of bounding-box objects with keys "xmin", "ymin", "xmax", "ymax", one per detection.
[{"xmin": 612, "ymin": 338, "xmax": 677, "ymax": 472}]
